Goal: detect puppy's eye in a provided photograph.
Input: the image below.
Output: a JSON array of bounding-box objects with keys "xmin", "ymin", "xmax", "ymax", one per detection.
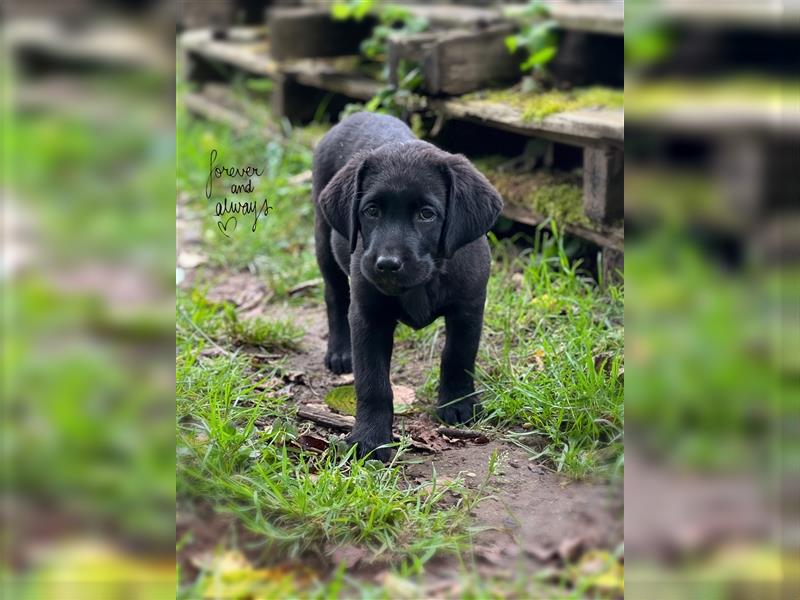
[
  {"xmin": 362, "ymin": 205, "xmax": 379, "ymax": 218},
  {"xmin": 418, "ymin": 207, "xmax": 437, "ymax": 221}
]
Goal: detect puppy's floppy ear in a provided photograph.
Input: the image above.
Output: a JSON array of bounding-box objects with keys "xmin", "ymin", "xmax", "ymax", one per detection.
[
  {"xmin": 318, "ymin": 154, "xmax": 368, "ymax": 254},
  {"xmin": 439, "ymin": 154, "xmax": 504, "ymax": 258}
]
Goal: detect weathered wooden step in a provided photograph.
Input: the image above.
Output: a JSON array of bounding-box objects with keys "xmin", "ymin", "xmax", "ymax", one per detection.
[
  {"xmin": 387, "ymin": 24, "xmax": 522, "ymax": 96},
  {"xmin": 436, "ymin": 96, "xmax": 623, "ymax": 148},
  {"xmin": 504, "ymin": 1, "xmax": 624, "ymax": 36},
  {"xmin": 267, "ymin": 7, "xmax": 377, "ymax": 61},
  {"xmin": 181, "ymin": 27, "xmax": 277, "ymax": 77}
]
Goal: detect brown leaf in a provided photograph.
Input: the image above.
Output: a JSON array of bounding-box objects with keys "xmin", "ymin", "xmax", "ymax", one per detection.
[
  {"xmin": 253, "ymin": 377, "xmax": 283, "ymax": 392},
  {"xmin": 283, "ymin": 370, "xmax": 306, "ymax": 384},
  {"xmin": 296, "ymin": 434, "xmax": 329, "ymax": 453},
  {"xmin": 475, "ymin": 543, "xmax": 505, "ymax": 566},
  {"xmin": 331, "ymin": 373, "xmax": 354, "ymax": 386},
  {"xmin": 531, "ymin": 348, "xmax": 546, "ymax": 370},
  {"xmin": 524, "ymin": 543, "xmax": 558, "ymax": 563},
  {"xmin": 329, "ymin": 545, "xmax": 367, "ymax": 569},
  {"xmin": 558, "ymin": 536, "xmax": 585, "ymax": 563}
]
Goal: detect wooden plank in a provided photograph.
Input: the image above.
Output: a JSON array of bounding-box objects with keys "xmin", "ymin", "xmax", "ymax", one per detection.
[
  {"xmin": 548, "ymin": 2, "xmax": 624, "ymax": 36},
  {"xmin": 503, "ymin": 1, "xmax": 623, "ymax": 36},
  {"xmin": 389, "ymin": 24, "xmax": 522, "ymax": 96},
  {"xmin": 184, "ymin": 91, "xmax": 252, "ymax": 130},
  {"xmin": 271, "ymin": 73, "xmax": 333, "ymax": 123},
  {"xmin": 183, "ymin": 86, "xmax": 325, "ymax": 150},
  {"xmin": 655, "ymin": 0, "xmax": 786, "ymax": 28},
  {"xmin": 548, "ymin": 31, "xmax": 623, "ymax": 88},
  {"xmin": 602, "ymin": 248, "xmax": 624, "ymax": 286},
  {"xmin": 436, "ymin": 97, "xmax": 624, "ymax": 148},
  {"xmin": 285, "ymin": 60, "xmax": 381, "ymax": 101},
  {"xmin": 267, "ymin": 7, "xmax": 376, "ymax": 60},
  {"xmin": 180, "ymin": 28, "xmax": 277, "ymax": 76},
  {"xmin": 583, "ymin": 146, "xmax": 624, "ymax": 223},
  {"xmin": 500, "ymin": 202, "xmax": 624, "ymax": 251},
  {"xmin": 404, "ymin": 4, "xmax": 505, "ymax": 28},
  {"xmin": 7, "ymin": 21, "xmax": 167, "ymax": 70}
]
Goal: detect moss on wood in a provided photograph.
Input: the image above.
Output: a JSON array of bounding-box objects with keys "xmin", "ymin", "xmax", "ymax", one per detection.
[
  {"xmin": 464, "ymin": 86, "xmax": 624, "ymax": 122},
  {"xmin": 474, "ymin": 157, "xmax": 588, "ymax": 225}
]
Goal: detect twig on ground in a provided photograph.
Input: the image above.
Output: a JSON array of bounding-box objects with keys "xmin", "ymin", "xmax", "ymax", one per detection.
[
  {"xmin": 295, "ymin": 405, "xmax": 436, "ymax": 453},
  {"xmin": 288, "ymin": 278, "xmax": 322, "ymax": 296},
  {"xmin": 437, "ymin": 427, "xmax": 490, "ymax": 441},
  {"xmin": 297, "ymin": 405, "xmax": 354, "ymax": 430}
]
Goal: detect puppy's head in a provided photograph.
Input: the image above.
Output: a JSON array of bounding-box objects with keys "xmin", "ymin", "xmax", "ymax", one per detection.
[{"xmin": 318, "ymin": 141, "xmax": 503, "ymax": 296}]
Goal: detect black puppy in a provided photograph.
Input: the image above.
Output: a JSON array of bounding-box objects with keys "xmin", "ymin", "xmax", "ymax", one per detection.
[{"xmin": 312, "ymin": 112, "xmax": 503, "ymax": 461}]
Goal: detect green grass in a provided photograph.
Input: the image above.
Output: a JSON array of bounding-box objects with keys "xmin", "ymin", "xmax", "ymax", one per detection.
[
  {"xmin": 478, "ymin": 230, "xmax": 624, "ymax": 476},
  {"xmin": 391, "ymin": 227, "xmax": 625, "ymax": 477},
  {"xmin": 176, "ymin": 343, "xmax": 490, "ymax": 571},
  {"xmin": 178, "ymin": 289, "xmax": 303, "ymax": 352},
  {"xmin": 177, "ymin": 102, "xmax": 624, "ymax": 593},
  {"xmin": 178, "ymin": 117, "xmax": 321, "ymax": 302}
]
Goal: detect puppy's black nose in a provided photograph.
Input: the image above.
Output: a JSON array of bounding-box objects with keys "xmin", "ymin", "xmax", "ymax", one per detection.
[{"xmin": 376, "ymin": 256, "xmax": 403, "ymax": 272}]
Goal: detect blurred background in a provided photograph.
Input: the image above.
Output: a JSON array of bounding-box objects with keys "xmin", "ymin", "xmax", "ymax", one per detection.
[
  {"xmin": 1, "ymin": 0, "xmax": 798, "ymax": 598},
  {"xmin": 1, "ymin": 0, "xmax": 176, "ymax": 597},
  {"xmin": 624, "ymin": 0, "xmax": 799, "ymax": 597}
]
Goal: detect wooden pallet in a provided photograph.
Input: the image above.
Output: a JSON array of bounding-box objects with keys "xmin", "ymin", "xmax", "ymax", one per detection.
[
  {"xmin": 388, "ymin": 2, "xmax": 623, "ymax": 96},
  {"xmin": 179, "ymin": 23, "xmax": 624, "ymax": 249}
]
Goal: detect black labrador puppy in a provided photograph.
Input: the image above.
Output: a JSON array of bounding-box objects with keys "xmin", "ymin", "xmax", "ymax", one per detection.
[{"xmin": 312, "ymin": 112, "xmax": 503, "ymax": 461}]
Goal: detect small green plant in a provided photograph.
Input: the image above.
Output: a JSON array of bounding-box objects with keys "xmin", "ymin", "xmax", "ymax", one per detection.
[
  {"xmin": 330, "ymin": 0, "xmax": 375, "ymax": 22},
  {"xmin": 359, "ymin": 6, "xmax": 429, "ymax": 61},
  {"xmin": 332, "ymin": 3, "xmax": 429, "ymax": 127},
  {"xmin": 331, "ymin": 2, "xmax": 428, "ymax": 62},
  {"xmin": 505, "ymin": 1, "xmax": 559, "ymax": 82}
]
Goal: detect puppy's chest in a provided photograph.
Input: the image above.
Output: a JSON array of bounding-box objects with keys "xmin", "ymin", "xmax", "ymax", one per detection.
[{"xmin": 397, "ymin": 285, "xmax": 446, "ymax": 330}]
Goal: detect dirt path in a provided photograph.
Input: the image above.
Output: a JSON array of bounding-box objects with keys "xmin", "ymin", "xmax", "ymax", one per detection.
[
  {"xmin": 178, "ymin": 174, "xmax": 623, "ymax": 587},
  {"xmin": 196, "ymin": 267, "xmax": 623, "ymax": 582}
]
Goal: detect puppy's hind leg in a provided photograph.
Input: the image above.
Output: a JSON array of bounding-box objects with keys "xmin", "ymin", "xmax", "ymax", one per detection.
[{"xmin": 314, "ymin": 211, "xmax": 352, "ymax": 374}]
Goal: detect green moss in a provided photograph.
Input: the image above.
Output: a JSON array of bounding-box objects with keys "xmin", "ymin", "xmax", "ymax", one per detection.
[
  {"xmin": 474, "ymin": 157, "xmax": 588, "ymax": 226},
  {"xmin": 466, "ymin": 86, "xmax": 624, "ymax": 122},
  {"xmin": 626, "ymin": 75, "xmax": 794, "ymax": 116},
  {"xmin": 529, "ymin": 183, "xmax": 587, "ymax": 225}
]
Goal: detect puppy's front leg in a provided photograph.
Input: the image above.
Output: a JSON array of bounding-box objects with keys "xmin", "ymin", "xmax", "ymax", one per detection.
[
  {"xmin": 437, "ymin": 303, "xmax": 485, "ymax": 425},
  {"xmin": 346, "ymin": 305, "xmax": 396, "ymax": 462}
]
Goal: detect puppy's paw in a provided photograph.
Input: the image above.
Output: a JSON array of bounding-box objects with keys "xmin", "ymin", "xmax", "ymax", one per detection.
[
  {"xmin": 324, "ymin": 347, "xmax": 352, "ymax": 374},
  {"xmin": 345, "ymin": 428, "xmax": 393, "ymax": 463},
  {"xmin": 437, "ymin": 396, "xmax": 480, "ymax": 425}
]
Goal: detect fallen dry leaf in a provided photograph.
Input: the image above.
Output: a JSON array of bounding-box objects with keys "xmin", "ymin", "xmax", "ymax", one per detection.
[
  {"xmin": 331, "ymin": 373, "xmax": 355, "ymax": 386},
  {"xmin": 531, "ymin": 348, "xmax": 546, "ymax": 370},
  {"xmin": 282, "ymin": 370, "xmax": 306, "ymax": 384},
  {"xmin": 524, "ymin": 543, "xmax": 558, "ymax": 563},
  {"xmin": 328, "ymin": 545, "xmax": 367, "ymax": 569},
  {"xmin": 177, "ymin": 251, "xmax": 207, "ymax": 269},
  {"xmin": 296, "ymin": 434, "xmax": 329, "ymax": 453},
  {"xmin": 474, "ymin": 543, "xmax": 505, "ymax": 566},
  {"xmin": 253, "ymin": 377, "xmax": 283, "ymax": 392},
  {"xmin": 558, "ymin": 536, "xmax": 585, "ymax": 563}
]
